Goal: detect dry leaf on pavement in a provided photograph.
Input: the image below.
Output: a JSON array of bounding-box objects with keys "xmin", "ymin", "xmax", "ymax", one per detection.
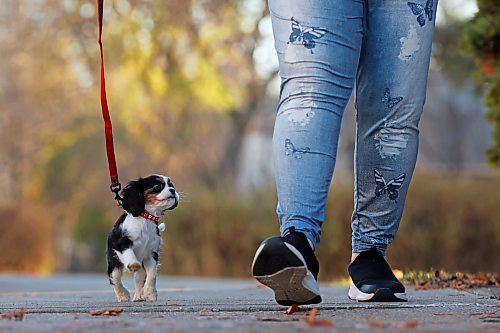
[
  {"xmin": 284, "ymin": 304, "xmax": 306, "ymax": 315},
  {"xmin": 390, "ymin": 320, "xmax": 418, "ymax": 328},
  {"xmin": 408, "ymin": 271, "xmax": 500, "ymax": 290},
  {"xmin": 89, "ymin": 308, "xmax": 123, "ymax": 316},
  {"xmin": 365, "ymin": 315, "xmax": 383, "ymax": 329},
  {"xmin": 0, "ymin": 308, "xmax": 26, "ymax": 321},
  {"xmin": 302, "ymin": 308, "xmax": 336, "ymax": 327},
  {"xmin": 365, "ymin": 315, "xmax": 419, "ymax": 329},
  {"xmin": 258, "ymin": 317, "xmax": 300, "ymax": 322}
]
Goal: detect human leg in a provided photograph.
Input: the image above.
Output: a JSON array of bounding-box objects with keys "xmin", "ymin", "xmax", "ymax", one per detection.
[
  {"xmin": 271, "ymin": 1, "xmax": 364, "ymax": 248},
  {"xmin": 349, "ymin": 0, "xmax": 437, "ymax": 301},
  {"xmin": 252, "ymin": 0, "xmax": 364, "ymax": 305}
]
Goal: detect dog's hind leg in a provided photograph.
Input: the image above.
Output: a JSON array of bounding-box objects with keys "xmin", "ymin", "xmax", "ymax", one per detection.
[
  {"xmin": 109, "ymin": 267, "xmax": 130, "ymax": 302},
  {"xmin": 142, "ymin": 257, "xmax": 158, "ymax": 302},
  {"xmin": 133, "ymin": 268, "xmax": 147, "ymax": 302}
]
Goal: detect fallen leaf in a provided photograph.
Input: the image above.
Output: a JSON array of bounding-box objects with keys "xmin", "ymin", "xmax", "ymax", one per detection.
[
  {"xmin": 89, "ymin": 308, "xmax": 123, "ymax": 316},
  {"xmin": 474, "ymin": 273, "xmax": 489, "ymax": 282},
  {"xmin": 199, "ymin": 308, "xmax": 211, "ymax": 313},
  {"xmin": 0, "ymin": 308, "xmax": 26, "ymax": 321},
  {"xmin": 284, "ymin": 304, "xmax": 306, "ymax": 315},
  {"xmin": 257, "ymin": 284, "xmax": 268, "ymax": 289},
  {"xmin": 365, "ymin": 316, "xmax": 418, "ymax": 329},
  {"xmin": 302, "ymin": 308, "xmax": 336, "ymax": 327},
  {"xmin": 390, "ymin": 320, "xmax": 418, "ymax": 328},
  {"xmin": 433, "ymin": 313, "xmax": 455, "ymax": 316},
  {"xmin": 478, "ymin": 313, "xmax": 500, "ymax": 319},
  {"xmin": 365, "ymin": 315, "xmax": 383, "ymax": 329},
  {"xmin": 407, "ymin": 271, "xmax": 500, "ymax": 290}
]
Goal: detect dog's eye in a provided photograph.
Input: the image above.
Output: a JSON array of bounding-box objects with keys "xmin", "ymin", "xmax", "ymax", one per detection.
[
  {"xmin": 153, "ymin": 184, "xmax": 163, "ymax": 192},
  {"xmin": 167, "ymin": 179, "xmax": 174, "ymax": 188}
]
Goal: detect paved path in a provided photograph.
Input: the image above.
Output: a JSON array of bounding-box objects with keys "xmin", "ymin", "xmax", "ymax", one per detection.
[{"xmin": 0, "ymin": 274, "xmax": 498, "ymax": 332}]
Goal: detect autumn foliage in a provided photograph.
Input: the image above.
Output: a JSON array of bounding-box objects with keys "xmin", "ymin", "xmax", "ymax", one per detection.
[
  {"xmin": 461, "ymin": 0, "xmax": 500, "ymax": 167},
  {"xmin": 0, "ymin": 1, "xmax": 498, "ymax": 277}
]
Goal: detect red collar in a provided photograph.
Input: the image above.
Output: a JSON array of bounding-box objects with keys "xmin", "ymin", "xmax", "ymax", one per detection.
[{"xmin": 140, "ymin": 211, "xmax": 160, "ymax": 223}]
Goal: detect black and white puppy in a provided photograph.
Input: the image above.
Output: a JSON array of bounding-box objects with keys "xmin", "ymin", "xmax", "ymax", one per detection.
[{"xmin": 107, "ymin": 174, "xmax": 179, "ymax": 302}]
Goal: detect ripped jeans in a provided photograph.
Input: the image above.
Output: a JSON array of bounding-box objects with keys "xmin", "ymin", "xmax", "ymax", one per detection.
[{"xmin": 270, "ymin": 0, "xmax": 437, "ymax": 254}]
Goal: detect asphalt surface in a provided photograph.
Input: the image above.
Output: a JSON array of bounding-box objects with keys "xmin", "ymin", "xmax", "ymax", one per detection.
[{"xmin": 0, "ymin": 274, "xmax": 498, "ymax": 332}]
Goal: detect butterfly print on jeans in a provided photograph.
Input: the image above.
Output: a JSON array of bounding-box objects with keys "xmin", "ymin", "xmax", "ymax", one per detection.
[
  {"xmin": 382, "ymin": 88, "xmax": 403, "ymax": 109},
  {"xmin": 407, "ymin": 0, "xmax": 433, "ymax": 27},
  {"xmin": 288, "ymin": 17, "xmax": 328, "ymax": 54},
  {"xmin": 374, "ymin": 169, "xmax": 406, "ymax": 201},
  {"xmin": 285, "ymin": 139, "xmax": 310, "ymax": 159}
]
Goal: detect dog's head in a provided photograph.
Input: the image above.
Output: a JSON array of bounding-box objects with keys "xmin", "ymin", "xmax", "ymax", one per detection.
[{"xmin": 121, "ymin": 175, "xmax": 179, "ymax": 217}]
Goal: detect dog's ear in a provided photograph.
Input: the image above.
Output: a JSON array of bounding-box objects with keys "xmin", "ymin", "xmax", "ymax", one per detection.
[{"xmin": 121, "ymin": 179, "xmax": 145, "ymax": 216}]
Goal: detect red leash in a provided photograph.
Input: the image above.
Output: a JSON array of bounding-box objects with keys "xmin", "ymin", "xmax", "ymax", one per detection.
[{"xmin": 96, "ymin": 0, "xmax": 122, "ymax": 205}]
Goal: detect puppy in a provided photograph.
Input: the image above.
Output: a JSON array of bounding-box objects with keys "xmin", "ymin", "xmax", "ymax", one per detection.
[{"xmin": 107, "ymin": 174, "xmax": 179, "ymax": 302}]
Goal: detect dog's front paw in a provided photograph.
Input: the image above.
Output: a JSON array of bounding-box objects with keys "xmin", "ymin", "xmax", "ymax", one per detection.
[
  {"xmin": 143, "ymin": 288, "xmax": 158, "ymax": 302},
  {"xmin": 133, "ymin": 291, "xmax": 145, "ymax": 302},
  {"xmin": 116, "ymin": 289, "xmax": 131, "ymax": 302},
  {"xmin": 127, "ymin": 261, "xmax": 142, "ymax": 272}
]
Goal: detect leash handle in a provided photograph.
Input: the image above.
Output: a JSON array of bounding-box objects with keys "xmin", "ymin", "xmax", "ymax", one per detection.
[{"xmin": 97, "ymin": 0, "xmax": 122, "ymax": 205}]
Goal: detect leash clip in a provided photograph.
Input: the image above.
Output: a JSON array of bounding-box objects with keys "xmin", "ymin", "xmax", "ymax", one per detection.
[{"xmin": 110, "ymin": 183, "xmax": 123, "ymax": 207}]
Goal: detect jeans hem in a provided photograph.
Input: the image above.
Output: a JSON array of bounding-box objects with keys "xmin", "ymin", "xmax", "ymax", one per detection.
[
  {"xmin": 281, "ymin": 223, "xmax": 320, "ymax": 250},
  {"xmin": 351, "ymin": 242, "xmax": 388, "ymax": 256}
]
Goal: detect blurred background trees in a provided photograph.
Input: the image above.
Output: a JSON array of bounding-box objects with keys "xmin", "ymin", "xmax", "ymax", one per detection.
[
  {"xmin": 0, "ymin": 0, "xmax": 498, "ymax": 278},
  {"xmin": 461, "ymin": 0, "xmax": 499, "ymax": 167}
]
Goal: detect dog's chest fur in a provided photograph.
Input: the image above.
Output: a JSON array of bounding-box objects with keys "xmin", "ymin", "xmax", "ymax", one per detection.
[{"xmin": 122, "ymin": 215, "xmax": 162, "ymax": 261}]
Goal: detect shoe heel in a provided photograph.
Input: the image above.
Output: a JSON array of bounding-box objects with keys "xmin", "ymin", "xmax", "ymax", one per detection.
[{"xmin": 256, "ymin": 267, "xmax": 321, "ymax": 306}]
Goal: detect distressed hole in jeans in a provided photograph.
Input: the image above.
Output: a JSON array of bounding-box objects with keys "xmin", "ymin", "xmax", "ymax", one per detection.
[
  {"xmin": 283, "ymin": 100, "xmax": 317, "ymax": 126},
  {"xmin": 285, "ymin": 139, "xmax": 310, "ymax": 159},
  {"xmin": 398, "ymin": 25, "xmax": 420, "ymax": 61},
  {"xmin": 374, "ymin": 120, "xmax": 409, "ymax": 159}
]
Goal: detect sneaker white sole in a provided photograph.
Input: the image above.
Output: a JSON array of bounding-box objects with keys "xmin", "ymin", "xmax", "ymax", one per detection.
[
  {"xmin": 348, "ymin": 284, "xmax": 408, "ymax": 302},
  {"xmin": 256, "ymin": 266, "xmax": 321, "ymax": 305},
  {"xmin": 253, "ymin": 242, "xmax": 321, "ymax": 306}
]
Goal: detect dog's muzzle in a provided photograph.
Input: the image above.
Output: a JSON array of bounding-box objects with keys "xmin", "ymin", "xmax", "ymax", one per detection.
[{"xmin": 167, "ymin": 199, "xmax": 178, "ymax": 210}]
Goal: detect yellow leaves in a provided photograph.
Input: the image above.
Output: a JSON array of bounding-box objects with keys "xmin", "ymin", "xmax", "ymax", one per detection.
[
  {"xmin": 198, "ymin": 22, "xmax": 234, "ymax": 49},
  {"xmin": 39, "ymin": 122, "xmax": 98, "ymax": 159},
  {"xmin": 148, "ymin": 67, "xmax": 169, "ymax": 96},
  {"xmin": 191, "ymin": 60, "xmax": 242, "ymax": 112},
  {"xmin": 100, "ymin": 2, "xmax": 250, "ymax": 117},
  {"xmin": 33, "ymin": 121, "xmax": 99, "ymax": 198}
]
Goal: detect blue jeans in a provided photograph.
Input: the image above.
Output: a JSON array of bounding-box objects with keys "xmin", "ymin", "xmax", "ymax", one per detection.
[{"xmin": 270, "ymin": 0, "xmax": 437, "ymax": 254}]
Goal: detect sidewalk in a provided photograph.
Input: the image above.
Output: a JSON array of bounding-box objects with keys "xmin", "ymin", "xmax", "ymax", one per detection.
[{"xmin": 0, "ymin": 274, "xmax": 498, "ymax": 332}]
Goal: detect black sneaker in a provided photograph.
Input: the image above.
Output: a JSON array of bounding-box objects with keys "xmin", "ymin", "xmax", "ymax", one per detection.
[
  {"xmin": 251, "ymin": 227, "xmax": 321, "ymax": 306},
  {"xmin": 348, "ymin": 247, "xmax": 407, "ymax": 302}
]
